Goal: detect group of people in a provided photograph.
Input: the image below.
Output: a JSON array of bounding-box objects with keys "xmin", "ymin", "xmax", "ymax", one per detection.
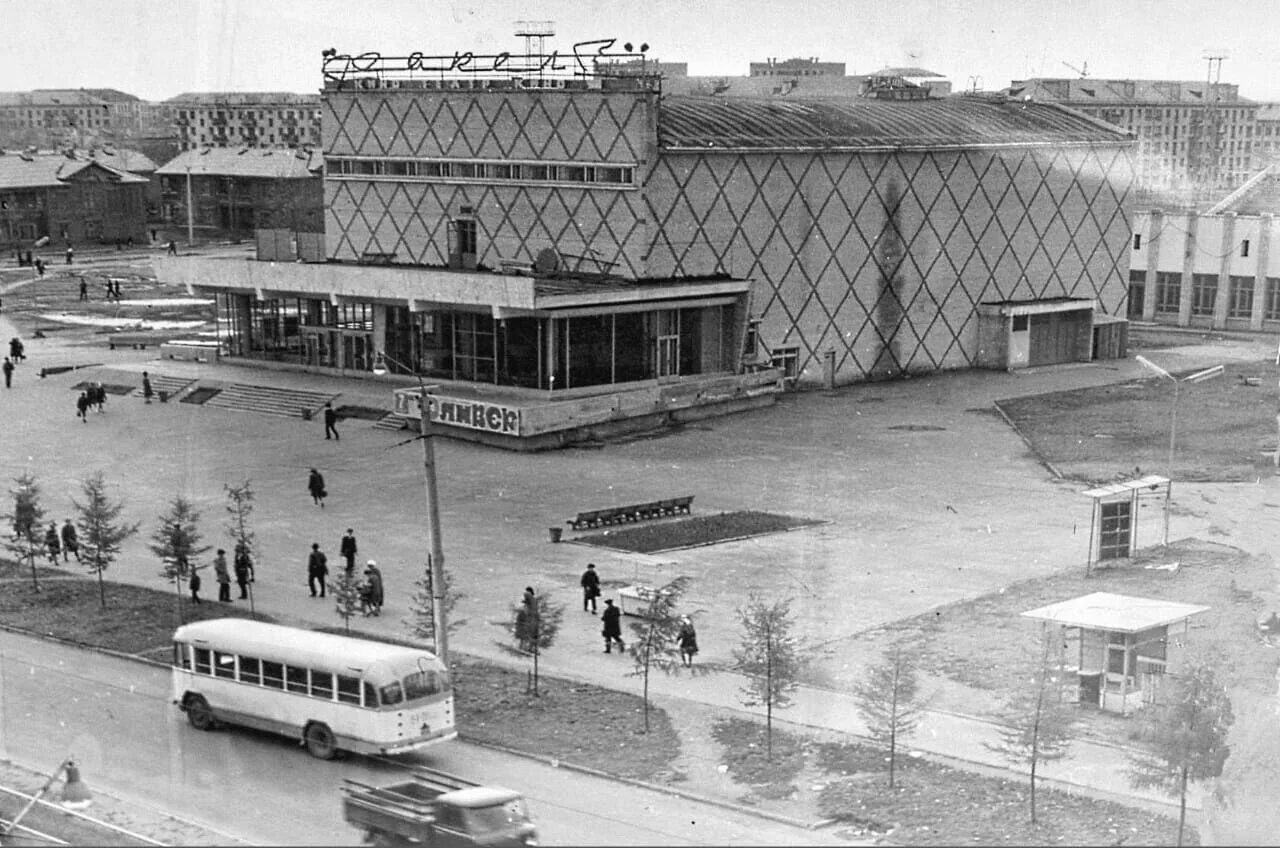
[
  {"xmin": 188, "ymin": 543, "xmax": 255, "ymax": 605},
  {"xmin": 43, "ymin": 520, "xmax": 80, "ymax": 563},
  {"xmin": 75, "ymin": 383, "xmax": 108, "ymax": 421},
  {"xmin": 576, "ymin": 562, "xmax": 699, "ymax": 663},
  {"xmin": 2, "ymin": 338, "xmax": 21, "ymax": 390},
  {"xmin": 306, "ymin": 533, "xmax": 383, "ymax": 616}
]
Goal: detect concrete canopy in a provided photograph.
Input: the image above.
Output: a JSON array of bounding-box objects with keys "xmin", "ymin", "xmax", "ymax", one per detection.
[{"xmin": 1021, "ymin": 592, "xmax": 1209, "ymax": 633}]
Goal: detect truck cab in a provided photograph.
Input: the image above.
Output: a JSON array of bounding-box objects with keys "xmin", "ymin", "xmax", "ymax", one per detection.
[{"xmin": 343, "ymin": 772, "xmax": 537, "ymax": 847}]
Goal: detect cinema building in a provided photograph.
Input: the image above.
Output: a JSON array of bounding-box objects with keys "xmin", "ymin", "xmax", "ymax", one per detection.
[{"xmin": 157, "ymin": 50, "xmax": 1135, "ymax": 449}]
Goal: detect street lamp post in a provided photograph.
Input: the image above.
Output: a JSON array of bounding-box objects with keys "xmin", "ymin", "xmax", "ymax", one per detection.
[
  {"xmin": 372, "ymin": 351, "xmax": 449, "ymax": 666},
  {"xmin": 1135, "ymin": 356, "xmax": 1224, "ymax": 546}
]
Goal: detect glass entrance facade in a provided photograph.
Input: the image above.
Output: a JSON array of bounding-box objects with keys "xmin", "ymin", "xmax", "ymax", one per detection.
[{"xmin": 219, "ymin": 293, "xmax": 735, "ymax": 390}]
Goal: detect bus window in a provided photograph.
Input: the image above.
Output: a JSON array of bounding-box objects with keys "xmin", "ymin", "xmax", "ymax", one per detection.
[
  {"xmin": 337, "ymin": 675, "xmax": 362, "ymax": 705},
  {"xmin": 262, "ymin": 660, "xmax": 285, "ymax": 689},
  {"xmin": 379, "ymin": 681, "xmax": 404, "ymax": 706},
  {"xmin": 215, "ymin": 651, "xmax": 236, "ymax": 679},
  {"xmin": 286, "ymin": 665, "xmax": 309, "ymax": 694},
  {"xmin": 403, "ymin": 670, "xmax": 438, "ymax": 699},
  {"xmin": 240, "ymin": 657, "xmax": 262, "ymax": 686},
  {"xmin": 311, "ymin": 671, "xmax": 334, "ymax": 700},
  {"xmin": 173, "ymin": 643, "xmax": 190, "ymax": 669},
  {"xmin": 363, "ymin": 681, "xmax": 378, "ymax": 707},
  {"xmin": 194, "ymin": 647, "xmax": 212, "ymax": 675}
]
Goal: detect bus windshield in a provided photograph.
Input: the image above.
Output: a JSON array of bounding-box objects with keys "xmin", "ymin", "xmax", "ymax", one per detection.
[{"xmin": 403, "ymin": 669, "xmax": 446, "ymax": 700}]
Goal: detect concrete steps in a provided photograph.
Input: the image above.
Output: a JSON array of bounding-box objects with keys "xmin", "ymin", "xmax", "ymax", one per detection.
[
  {"xmin": 372, "ymin": 413, "xmax": 410, "ymax": 431},
  {"xmin": 147, "ymin": 374, "xmax": 197, "ymax": 401},
  {"xmin": 203, "ymin": 383, "xmax": 338, "ymax": 419}
]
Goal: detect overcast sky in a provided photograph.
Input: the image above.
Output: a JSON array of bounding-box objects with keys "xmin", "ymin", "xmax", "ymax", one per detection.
[{"xmin": 5, "ymin": 0, "xmax": 1279, "ymax": 101}]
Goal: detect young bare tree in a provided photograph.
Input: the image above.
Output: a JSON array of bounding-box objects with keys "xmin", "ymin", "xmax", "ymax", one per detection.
[
  {"xmin": 508, "ymin": 591, "xmax": 564, "ymax": 696},
  {"xmin": 985, "ymin": 634, "xmax": 1078, "ymax": 825},
  {"xmin": 148, "ymin": 495, "xmax": 210, "ymax": 624},
  {"xmin": 733, "ymin": 595, "xmax": 807, "ymax": 761},
  {"xmin": 330, "ymin": 568, "xmax": 363, "ymax": 634},
  {"xmin": 1129, "ymin": 657, "xmax": 1234, "ymax": 847},
  {"xmin": 72, "ymin": 472, "xmax": 140, "ymax": 608},
  {"xmin": 5, "ymin": 473, "xmax": 45, "ymax": 591},
  {"xmin": 854, "ymin": 641, "xmax": 927, "ymax": 788},
  {"xmin": 624, "ymin": 576, "xmax": 697, "ymax": 733},
  {"xmin": 224, "ymin": 480, "xmax": 257, "ymax": 614},
  {"xmin": 405, "ymin": 556, "xmax": 465, "ymax": 653}
]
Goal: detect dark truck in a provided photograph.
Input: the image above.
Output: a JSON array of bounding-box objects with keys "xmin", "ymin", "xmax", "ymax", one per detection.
[{"xmin": 342, "ymin": 768, "xmax": 538, "ymax": 847}]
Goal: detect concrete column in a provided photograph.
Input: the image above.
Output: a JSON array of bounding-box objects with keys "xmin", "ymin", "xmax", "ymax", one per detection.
[
  {"xmin": 1142, "ymin": 210, "xmax": 1161, "ymax": 321},
  {"xmin": 1212, "ymin": 213, "xmax": 1235, "ymax": 329},
  {"xmin": 231, "ymin": 294, "xmax": 253, "ymax": 357},
  {"xmin": 1178, "ymin": 212, "xmax": 1197, "ymax": 327},
  {"xmin": 1252, "ymin": 215, "xmax": 1273, "ymax": 331},
  {"xmin": 371, "ymin": 304, "xmax": 388, "ymax": 368}
]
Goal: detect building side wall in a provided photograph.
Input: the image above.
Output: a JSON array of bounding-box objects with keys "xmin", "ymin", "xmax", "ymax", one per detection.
[
  {"xmin": 645, "ymin": 144, "xmax": 1135, "ymax": 385},
  {"xmin": 322, "ymin": 89, "xmax": 656, "ymax": 271}
]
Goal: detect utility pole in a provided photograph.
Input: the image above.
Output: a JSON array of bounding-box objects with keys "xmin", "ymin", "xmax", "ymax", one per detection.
[
  {"xmin": 185, "ymin": 164, "xmax": 195, "ymax": 246},
  {"xmin": 1201, "ymin": 50, "xmax": 1228, "ymax": 193}
]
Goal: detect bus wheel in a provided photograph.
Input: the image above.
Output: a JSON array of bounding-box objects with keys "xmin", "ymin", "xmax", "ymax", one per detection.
[
  {"xmin": 186, "ymin": 695, "xmax": 216, "ymax": 731},
  {"xmin": 304, "ymin": 722, "xmax": 338, "ymax": 760}
]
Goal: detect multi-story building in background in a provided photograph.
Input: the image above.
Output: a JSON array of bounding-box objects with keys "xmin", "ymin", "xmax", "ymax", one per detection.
[
  {"xmin": 0, "ymin": 90, "xmax": 115, "ymax": 148},
  {"xmin": 1253, "ymin": 103, "xmax": 1280, "ymax": 167},
  {"xmin": 166, "ymin": 93, "xmax": 322, "ymax": 151},
  {"xmin": 1005, "ymin": 77, "xmax": 1259, "ymax": 204}
]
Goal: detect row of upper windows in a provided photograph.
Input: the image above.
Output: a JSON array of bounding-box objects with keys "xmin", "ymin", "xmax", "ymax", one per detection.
[
  {"xmin": 326, "ymin": 157, "xmax": 637, "ymax": 187},
  {"xmin": 182, "ymin": 645, "xmax": 444, "ymax": 707}
]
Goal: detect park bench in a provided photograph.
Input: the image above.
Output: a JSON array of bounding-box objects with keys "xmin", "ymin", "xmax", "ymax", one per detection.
[{"xmin": 567, "ymin": 496, "xmax": 693, "ymax": 531}]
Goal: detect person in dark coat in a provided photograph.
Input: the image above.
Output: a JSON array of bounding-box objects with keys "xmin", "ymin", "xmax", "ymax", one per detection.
[
  {"xmin": 340, "ymin": 529, "xmax": 358, "ymax": 572},
  {"xmin": 307, "ymin": 542, "xmax": 328, "ymax": 597},
  {"xmin": 188, "ymin": 561, "xmax": 202, "ymax": 604},
  {"xmin": 76, "ymin": 391, "xmax": 89, "ymax": 422},
  {"xmin": 213, "ymin": 549, "xmax": 231, "ymax": 602},
  {"xmin": 361, "ymin": 561, "xmax": 384, "ymax": 616},
  {"xmin": 308, "ymin": 468, "xmax": 326, "ymax": 507},
  {"xmin": 8, "ymin": 338, "xmax": 21, "ymax": 361},
  {"xmin": 142, "ymin": 371, "xmax": 154, "ymax": 404},
  {"xmin": 580, "ymin": 563, "xmax": 600, "ymax": 614},
  {"xmin": 323, "ymin": 402, "xmax": 339, "ymax": 440},
  {"xmin": 678, "ymin": 616, "xmax": 699, "ymax": 667},
  {"xmin": 601, "ymin": 598, "xmax": 625, "ymax": 654},
  {"xmin": 44, "ymin": 523, "xmax": 61, "ymax": 563},
  {"xmin": 78, "ymin": 278, "xmax": 88, "ymax": 301},
  {"xmin": 60, "ymin": 519, "xmax": 80, "ymax": 563},
  {"xmin": 2, "ymin": 357, "xmax": 12, "ymax": 389},
  {"xmin": 233, "ymin": 543, "xmax": 253, "ymax": 599}
]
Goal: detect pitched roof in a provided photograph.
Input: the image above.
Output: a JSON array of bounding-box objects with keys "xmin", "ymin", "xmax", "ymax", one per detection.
[
  {"xmin": 0, "ymin": 151, "xmax": 148, "ymax": 189},
  {"xmin": 657, "ymin": 95, "xmax": 1132, "ymax": 150},
  {"xmin": 83, "ymin": 147, "xmax": 158, "ymax": 173},
  {"xmin": 164, "ymin": 92, "xmax": 320, "ymax": 106},
  {"xmin": 155, "ymin": 147, "xmax": 323, "ymax": 178},
  {"xmin": 1005, "ymin": 78, "xmax": 1254, "ymax": 106},
  {"xmin": 1206, "ymin": 164, "xmax": 1280, "ymax": 215},
  {"xmin": 0, "ymin": 90, "xmax": 109, "ymax": 108}
]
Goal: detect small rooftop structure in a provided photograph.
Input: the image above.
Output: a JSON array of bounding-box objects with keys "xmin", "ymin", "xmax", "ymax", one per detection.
[{"xmin": 1021, "ymin": 591, "xmax": 1209, "ymax": 632}]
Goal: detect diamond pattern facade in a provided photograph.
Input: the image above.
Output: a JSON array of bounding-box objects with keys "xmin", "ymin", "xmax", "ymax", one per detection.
[
  {"xmin": 324, "ymin": 85, "xmax": 1134, "ymax": 386},
  {"xmin": 646, "ymin": 145, "xmax": 1134, "ymax": 380}
]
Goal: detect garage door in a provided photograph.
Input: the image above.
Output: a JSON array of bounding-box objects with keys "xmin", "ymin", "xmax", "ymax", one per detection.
[{"xmin": 1028, "ymin": 310, "xmax": 1089, "ymax": 366}]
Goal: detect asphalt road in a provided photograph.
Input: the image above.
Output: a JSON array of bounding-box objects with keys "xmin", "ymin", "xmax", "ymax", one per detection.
[{"xmin": 0, "ymin": 629, "xmax": 842, "ymax": 846}]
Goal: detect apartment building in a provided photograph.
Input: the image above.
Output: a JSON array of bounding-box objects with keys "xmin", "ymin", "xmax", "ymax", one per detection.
[
  {"xmin": 166, "ymin": 93, "xmax": 322, "ymax": 151},
  {"xmin": 1006, "ymin": 78, "xmax": 1259, "ymax": 196}
]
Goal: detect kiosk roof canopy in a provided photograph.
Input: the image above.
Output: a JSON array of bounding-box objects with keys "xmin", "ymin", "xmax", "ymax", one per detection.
[{"xmin": 1021, "ymin": 592, "xmax": 1209, "ymax": 633}]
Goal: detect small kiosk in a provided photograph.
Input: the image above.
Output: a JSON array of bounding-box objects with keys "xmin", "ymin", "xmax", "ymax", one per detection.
[{"xmin": 1021, "ymin": 592, "xmax": 1209, "ymax": 715}]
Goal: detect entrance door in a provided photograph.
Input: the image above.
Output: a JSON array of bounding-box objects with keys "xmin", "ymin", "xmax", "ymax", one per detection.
[
  {"xmin": 1028, "ymin": 310, "xmax": 1087, "ymax": 366},
  {"xmin": 657, "ymin": 335, "xmax": 679, "ymax": 379}
]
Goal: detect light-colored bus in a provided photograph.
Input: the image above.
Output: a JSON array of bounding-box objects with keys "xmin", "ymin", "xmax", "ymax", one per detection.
[{"xmin": 172, "ymin": 619, "xmax": 456, "ymax": 759}]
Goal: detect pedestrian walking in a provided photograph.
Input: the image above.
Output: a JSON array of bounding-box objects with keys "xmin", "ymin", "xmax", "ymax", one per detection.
[
  {"xmin": 60, "ymin": 519, "xmax": 80, "ymax": 563},
  {"xmin": 93, "ymin": 382, "xmax": 106, "ymax": 413},
  {"xmin": 167, "ymin": 240, "xmax": 177, "ymax": 256},
  {"xmin": 340, "ymin": 528, "xmax": 358, "ymax": 572},
  {"xmin": 323, "ymin": 402, "xmax": 340, "ymax": 440},
  {"xmin": 8, "ymin": 337, "xmax": 22, "ymax": 362},
  {"xmin": 2, "ymin": 357, "xmax": 12, "ymax": 388},
  {"xmin": 678, "ymin": 616, "xmax": 699, "ymax": 667},
  {"xmin": 580, "ymin": 563, "xmax": 600, "ymax": 614},
  {"xmin": 233, "ymin": 542, "xmax": 254, "ymax": 599},
  {"xmin": 12, "ymin": 339, "xmax": 22, "ymax": 362},
  {"xmin": 361, "ymin": 561, "xmax": 384, "ymax": 616},
  {"xmin": 33, "ymin": 257, "xmax": 44, "ymax": 277},
  {"xmin": 78, "ymin": 278, "xmax": 87, "ymax": 301},
  {"xmin": 189, "ymin": 562, "xmax": 202, "ymax": 604},
  {"xmin": 601, "ymin": 598, "xmax": 625, "ymax": 654},
  {"xmin": 75, "ymin": 391, "xmax": 89, "ymax": 422},
  {"xmin": 142, "ymin": 371, "xmax": 154, "ymax": 404},
  {"xmin": 44, "ymin": 522, "xmax": 61, "ymax": 563},
  {"xmin": 214, "ymin": 549, "xmax": 232, "ymax": 602},
  {"xmin": 65, "ymin": 245, "xmax": 73, "ymax": 264},
  {"xmin": 307, "ymin": 542, "xmax": 329, "ymax": 597},
  {"xmin": 308, "ymin": 468, "xmax": 326, "ymax": 507}
]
